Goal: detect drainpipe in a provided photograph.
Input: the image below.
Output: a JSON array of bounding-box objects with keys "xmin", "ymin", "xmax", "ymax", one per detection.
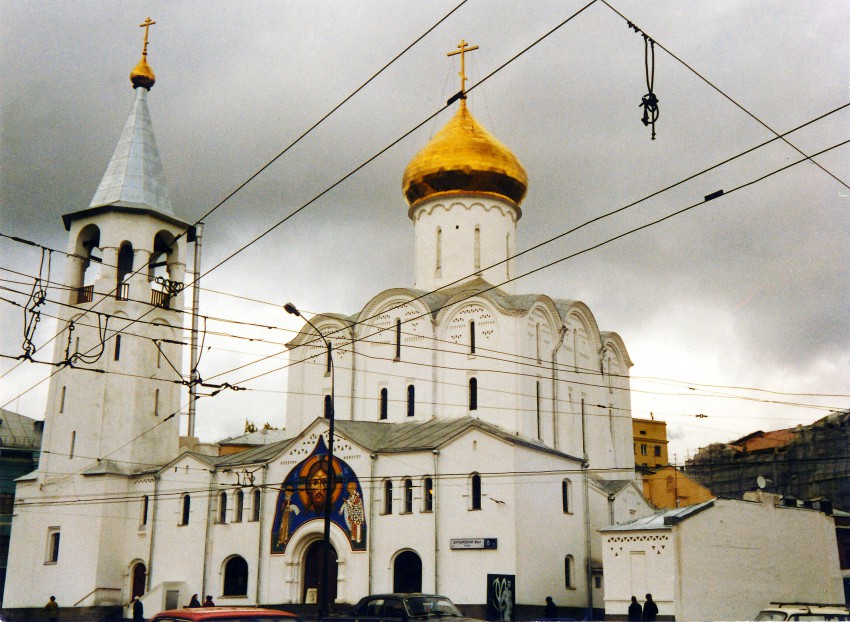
[
  {"xmin": 581, "ymin": 400, "xmax": 593, "ymax": 616},
  {"xmin": 551, "ymin": 325, "xmax": 566, "ymax": 450},
  {"xmin": 188, "ymin": 222, "xmax": 203, "ymax": 437},
  {"xmin": 201, "ymin": 469, "xmax": 215, "ymax": 598},
  {"xmin": 146, "ymin": 474, "xmax": 160, "ymax": 591},
  {"xmin": 368, "ymin": 453, "xmax": 376, "ymax": 594},
  {"xmin": 256, "ymin": 464, "xmax": 268, "ymax": 605},
  {"xmin": 432, "ymin": 449, "xmax": 440, "ymax": 594},
  {"xmin": 349, "ymin": 326, "xmax": 357, "ymax": 420}
]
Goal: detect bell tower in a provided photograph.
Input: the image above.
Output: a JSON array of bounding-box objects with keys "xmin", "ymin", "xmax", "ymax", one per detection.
[{"xmin": 38, "ymin": 19, "xmax": 195, "ymax": 478}]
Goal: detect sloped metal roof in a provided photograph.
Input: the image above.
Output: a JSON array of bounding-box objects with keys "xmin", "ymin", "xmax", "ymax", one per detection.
[
  {"xmin": 600, "ymin": 499, "xmax": 716, "ymax": 531},
  {"xmin": 0, "ymin": 409, "xmax": 43, "ymax": 450}
]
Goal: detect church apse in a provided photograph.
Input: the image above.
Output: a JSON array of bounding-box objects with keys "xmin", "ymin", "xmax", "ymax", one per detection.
[{"xmin": 271, "ymin": 436, "xmax": 367, "ymax": 554}]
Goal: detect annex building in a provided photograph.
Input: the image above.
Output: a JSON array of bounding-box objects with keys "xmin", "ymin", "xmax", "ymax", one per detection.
[{"xmin": 4, "ymin": 36, "xmax": 653, "ymax": 619}]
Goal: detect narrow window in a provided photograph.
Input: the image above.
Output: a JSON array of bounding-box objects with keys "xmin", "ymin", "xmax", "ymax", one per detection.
[
  {"xmin": 404, "ymin": 478, "xmax": 413, "ymax": 513},
  {"xmin": 219, "ymin": 492, "xmax": 228, "ymax": 524},
  {"xmin": 223, "ymin": 556, "xmax": 249, "ymax": 597},
  {"xmin": 395, "ymin": 319, "xmax": 402, "ymax": 360},
  {"xmin": 436, "ymin": 227, "xmax": 442, "ymax": 272},
  {"xmin": 470, "ymin": 321, "xmax": 476, "ymax": 354},
  {"xmin": 154, "ymin": 389, "xmax": 160, "ymax": 417},
  {"xmin": 654, "ymin": 446, "xmax": 661, "ymax": 457},
  {"xmin": 470, "ymin": 473, "xmax": 482, "ymax": 510},
  {"xmin": 505, "ymin": 233, "xmax": 511, "ymax": 279},
  {"xmin": 114, "ymin": 334, "xmax": 121, "ymax": 361},
  {"xmin": 181, "ymin": 495, "xmax": 191, "ymax": 525},
  {"xmin": 407, "ymin": 385, "xmax": 415, "ymax": 417},
  {"xmin": 469, "ymin": 377, "xmax": 478, "ymax": 411},
  {"xmin": 565, "ymin": 555, "xmax": 574, "ymax": 588},
  {"xmin": 69, "ymin": 431, "xmax": 76, "ymax": 459},
  {"xmin": 252, "ymin": 489, "xmax": 261, "ymax": 522},
  {"xmin": 423, "ymin": 477, "xmax": 433, "ymax": 512},
  {"xmin": 380, "ymin": 388, "xmax": 388, "ymax": 420},
  {"xmin": 562, "ymin": 479, "xmax": 571, "ymax": 513},
  {"xmin": 157, "ymin": 344, "xmax": 162, "ymax": 368},
  {"xmin": 474, "ymin": 227, "xmax": 481, "ymax": 271},
  {"xmin": 595, "ymin": 576, "xmax": 602, "ymax": 589},
  {"xmin": 47, "ymin": 529, "xmax": 60, "ymax": 563},
  {"xmin": 536, "ymin": 381, "xmax": 542, "ymax": 440},
  {"xmin": 535, "ymin": 323, "xmax": 541, "ymax": 362},
  {"xmin": 326, "ymin": 341, "xmax": 332, "ymax": 374},
  {"xmin": 141, "ymin": 495, "xmax": 149, "ymax": 526},
  {"xmin": 641, "ymin": 444, "xmax": 647, "ymax": 456},
  {"xmin": 235, "ymin": 490, "xmax": 244, "ymax": 523},
  {"xmin": 324, "ymin": 395, "xmax": 332, "ymax": 419},
  {"xmin": 384, "ymin": 480, "xmax": 393, "ymax": 514},
  {"xmin": 59, "ymin": 386, "xmax": 66, "ymax": 413}
]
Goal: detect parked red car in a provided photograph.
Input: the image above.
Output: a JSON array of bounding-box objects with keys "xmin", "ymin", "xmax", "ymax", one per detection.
[{"xmin": 151, "ymin": 607, "xmax": 300, "ymax": 622}]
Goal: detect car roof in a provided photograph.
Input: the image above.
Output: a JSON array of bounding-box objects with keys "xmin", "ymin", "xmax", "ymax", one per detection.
[{"xmin": 151, "ymin": 607, "xmax": 299, "ymax": 620}]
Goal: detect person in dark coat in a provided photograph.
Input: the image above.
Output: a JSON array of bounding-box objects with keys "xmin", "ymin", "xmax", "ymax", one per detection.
[
  {"xmin": 642, "ymin": 594, "xmax": 658, "ymax": 621},
  {"xmin": 188, "ymin": 594, "xmax": 201, "ymax": 607},
  {"xmin": 132, "ymin": 596, "xmax": 145, "ymax": 622},
  {"xmin": 544, "ymin": 596, "xmax": 558, "ymax": 619},
  {"xmin": 628, "ymin": 595, "xmax": 642, "ymax": 621},
  {"xmin": 203, "ymin": 595, "xmax": 216, "ymax": 607},
  {"xmin": 44, "ymin": 596, "xmax": 59, "ymax": 622}
]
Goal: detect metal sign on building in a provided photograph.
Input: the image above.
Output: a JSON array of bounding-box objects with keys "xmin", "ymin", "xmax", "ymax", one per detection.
[{"xmin": 449, "ymin": 538, "xmax": 497, "ymax": 550}]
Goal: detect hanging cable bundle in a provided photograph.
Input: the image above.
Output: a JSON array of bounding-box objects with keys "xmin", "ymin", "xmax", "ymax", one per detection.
[
  {"xmin": 627, "ymin": 21, "xmax": 660, "ymax": 140},
  {"xmin": 640, "ymin": 34, "xmax": 659, "ymax": 139},
  {"xmin": 20, "ymin": 249, "xmax": 52, "ymax": 360}
]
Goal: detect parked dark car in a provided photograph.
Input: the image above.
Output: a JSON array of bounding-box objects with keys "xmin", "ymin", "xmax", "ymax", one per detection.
[{"xmin": 337, "ymin": 594, "xmax": 484, "ymax": 622}]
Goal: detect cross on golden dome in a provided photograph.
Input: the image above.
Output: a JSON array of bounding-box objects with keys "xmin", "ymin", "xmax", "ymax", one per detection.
[
  {"xmin": 139, "ymin": 17, "xmax": 157, "ymax": 58},
  {"xmin": 130, "ymin": 17, "xmax": 157, "ymax": 89},
  {"xmin": 447, "ymin": 39, "xmax": 479, "ymax": 100}
]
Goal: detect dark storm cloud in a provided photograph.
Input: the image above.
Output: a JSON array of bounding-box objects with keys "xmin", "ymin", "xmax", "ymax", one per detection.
[{"xmin": 2, "ymin": 1, "xmax": 848, "ymax": 453}]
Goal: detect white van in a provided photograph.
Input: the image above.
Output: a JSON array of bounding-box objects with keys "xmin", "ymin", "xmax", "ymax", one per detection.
[{"xmin": 755, "ymin": 602, "xmax": 850, "ymax": 621}]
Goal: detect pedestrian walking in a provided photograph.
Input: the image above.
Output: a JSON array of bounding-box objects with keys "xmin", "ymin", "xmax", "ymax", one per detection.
[
  {"xmin": 132, "ymin": 595, "xmax": 145, "ymax": 622},
  {"xmin": 544, "ymin": 596, "xmax": 558, "ymax": 619},
  {"xmin": 642, "ymin": 594, "xmax": 658, "ymax": 621},
  {"xmin": 44, "ymin": 595, "xmax": 59, "ymax": 622},
  {"xmin": 628, "ymin": 595, "xmax": 642, "ymax": 621}
]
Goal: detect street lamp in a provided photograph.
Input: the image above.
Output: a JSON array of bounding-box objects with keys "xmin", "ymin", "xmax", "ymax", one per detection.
[{"xmin": 284, "ymin": 302, "xmax": 335, "ymax": 619}]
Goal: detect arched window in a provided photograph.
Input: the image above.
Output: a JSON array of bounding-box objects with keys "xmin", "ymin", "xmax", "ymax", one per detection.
[
  {"xmin": 223, "ymin": 556, "xmax": 249, "ymax": 596},
  {"xmin": 469, "ymin": 377, "xmax": 478, "ymax": 411},
  {"xmin": 474, "ymin": 227, "xmax": 481, "ymax": 271},
  {"xmin": 407, "ymin": 385, "xmax": 415, "ymax": 417},
  {"xmin": 423, "ymin": 477, "xmax": 433, "ymax": 512},
  {"xmin": 536, "ymin": 381, "xmax": 542, "ymax": 440},
  {"xmin": 403, "ymin": 478, "xmax": 413, "ymax": 513},
  {"xmin": 235, "ymin": 489, "xmax": 244, "ymax": 523},
  {"xmin": 383, "ymin": 480, "xmax": 393, "ymax": 514},
  {"xmin": 181, "ymin": 494, "xmax": 191, "ymax": 525},
  {"xmin": 326, "ymin": 341, "xmax": 333, "ymax": 374},
  {"xmin": 470, "ymin": 473, "xmax": 482, "ymax": 510},
  {"xmin": 395, "ymin": 319, "xmax": 402, "ymax": 360},
  {"xmin": 324, "ymin": 395, "xmax": 333, "ymax": 419},
  {"xmin": 219, "ymin": 492, "xmax": 228, "ymax": 524},
  {"xmin": 252, "ymin": 489, "xmax": 261, "ymax": 522},
  {"xmin": 470, "ymin": 321, "xmax": 476, "ymax": 354},
  {"xmin": 393, "ymin": 550, "xmax": 423, "ymax": 593},
  {"xmin": 380, "ymin": 388, "xmax": 388, "ymax": 420},
  {"xmin": 436, "ymin": 227, "xmax": 442, "ymax": 273},
  {"xmin": 565, "ymin": 555, "xmax": 574, "ymax": 588},
  {"xmin": 562, "ymin": 479, "xmax": 571, "ymax": 513}
]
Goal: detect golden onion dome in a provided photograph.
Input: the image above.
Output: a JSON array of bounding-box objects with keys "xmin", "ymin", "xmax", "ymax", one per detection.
[
  {"xmin": 402, "ymin": 101, "xmax": 528, "ymax": 208},
  {"xmin": 130, "ymin": 56, "xmax": 156, "ymax": 90}
]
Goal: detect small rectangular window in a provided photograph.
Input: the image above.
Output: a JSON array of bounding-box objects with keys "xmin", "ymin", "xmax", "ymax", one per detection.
[
  {"xmin": 59, "ymin": 386, "xmax": 66, "ymax": 413},
  {"xmin": 114, "ymin": 334, "xmax": 121, "ymax": 361},
  {"xmin": 46, "ymin": 528, "xmax": 60, "ymax": 563},
  {"xmin": 654, "ymin": 446, "xmax": 661, "ymax": 457},
  {"xmin": 69, "ymin": 431, "xmax": 76, "ymax": 459},
  {"xmin": 141, "ymin": 495, "xmax": 149, "ymax": 526},
  {"xmin": 641, "ymin": 444, "xmax": 647, "ymax": 456},
  {"xmin": 154, "ymin": 389, "xmax": 160, "ymax": 417}
]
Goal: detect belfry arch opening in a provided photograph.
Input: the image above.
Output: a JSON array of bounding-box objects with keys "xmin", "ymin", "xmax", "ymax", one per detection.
[
  {"xmin": 148, "ymin": 231, "xmax": 177, "ymax": 308},
  {"xmin": 73, "ymin": 225, "xmax": 101, "ymax": 304},
  {"xmin": 116, "ymin": 242, "xmax": 134, "ymax": 300}
]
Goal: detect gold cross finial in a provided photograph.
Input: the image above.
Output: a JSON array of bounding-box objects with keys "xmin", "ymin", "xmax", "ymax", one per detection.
[
  {"xmin": 447, "ymin": 39, "xmax": 479, "ymax": 99},
  {"xmin": 139, "ymin": 17, "xmax": 156, "ymax": 58}
]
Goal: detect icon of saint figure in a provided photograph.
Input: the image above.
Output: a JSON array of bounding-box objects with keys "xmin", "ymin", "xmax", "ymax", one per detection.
[
  {"xmin": 339, "ymin": 481, "xmax": 365, "ymax": 543},
  {"xmin": 276, "ymin": 485, "xmax": 300, "ymax": 547}
]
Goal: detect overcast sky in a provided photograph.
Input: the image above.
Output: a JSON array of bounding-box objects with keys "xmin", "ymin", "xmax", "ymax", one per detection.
[{"xmin": 1, "ymin": 1, "xmax": 848, "ymax": 462}]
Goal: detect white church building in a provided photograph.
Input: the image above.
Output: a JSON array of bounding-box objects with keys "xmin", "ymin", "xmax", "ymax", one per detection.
[{"xmin": 4, "ymin": 35, "xmax": 653, "ymax": 619}]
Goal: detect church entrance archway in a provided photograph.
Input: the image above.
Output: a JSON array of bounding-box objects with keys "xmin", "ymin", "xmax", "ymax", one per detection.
[
  {"xmin": 393, "ymin": 550, "xmax": 422, "ymax": 593},
  {"xmin": 303, "ymin": 540, "xmax": 337, "ymax": 604},
  {"xmin": 131, "ymin": 562, "xmax": 146, "ymax": 598}
]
